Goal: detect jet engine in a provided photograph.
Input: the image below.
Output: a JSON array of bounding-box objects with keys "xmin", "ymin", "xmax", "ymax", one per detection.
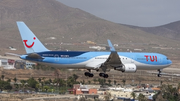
[{"xmin": 114, "ymin": 64, "xmax": 137, "ymax": 73}]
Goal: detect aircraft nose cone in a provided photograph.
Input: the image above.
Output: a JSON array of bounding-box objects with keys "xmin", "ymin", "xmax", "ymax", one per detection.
[{"xmin": 168, "ymin": 60, "xmax": 172, "ymax": 65}]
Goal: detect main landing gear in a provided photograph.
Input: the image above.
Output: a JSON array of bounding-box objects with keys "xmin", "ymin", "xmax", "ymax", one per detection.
[
  {"xmin": 84, "ymin": 69, "xmax": 109, "ymax": 78},
  {"xmin": 84, "ymin": 69, "xmax": 94, "ymax": 77},
  {"xmin": 157, "ymin": 69, "xmax": 162, "ymax": 77},
  {"xmin": 99, "ymin": 73, "xmax": 109, "ymax": 78},
  {"xmin": 84, "ymin": 72, "xmax": 94, "ymax": 77},
  {"xmin": 99, "ymin": 65, "xmax": 109, "ymax": 78}
]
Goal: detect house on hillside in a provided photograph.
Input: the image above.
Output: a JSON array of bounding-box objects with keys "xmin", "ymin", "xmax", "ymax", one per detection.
[
  {"xmin": 0, "ymin": 58, "xmax": 15, "ymax": 69},
  {"xmin": 14, "ymin": 60, "xmax": 26, "ymax": 69},
  {"xmin": 68, "ymin": 84, "xmax": 99, "ymax": 95},
  {"xmin": 25, "ymin": 62, "xmax": 36, "ymax": 69}
]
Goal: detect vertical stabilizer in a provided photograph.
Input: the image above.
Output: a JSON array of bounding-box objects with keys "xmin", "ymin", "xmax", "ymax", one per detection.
[{"xmin": 16, "ymin": 21, "xmax": 49, "ymax": 53}]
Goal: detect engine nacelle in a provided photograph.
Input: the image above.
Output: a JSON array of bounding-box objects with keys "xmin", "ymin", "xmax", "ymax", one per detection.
[{"xmin": 114, "ymin": 64, "xmax": 137, "ymax": 73}]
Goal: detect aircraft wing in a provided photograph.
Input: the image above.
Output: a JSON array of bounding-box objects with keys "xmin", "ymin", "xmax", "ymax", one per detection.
[
  {"xmin": 104, "ymin": 40, "xmax": 122, "ymax": 65},
  {"xmin": 100, "ymin": 40, "xmax": 122, "ymax": 70}
]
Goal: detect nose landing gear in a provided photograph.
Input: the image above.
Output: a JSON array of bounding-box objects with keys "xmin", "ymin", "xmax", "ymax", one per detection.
[{"xmin": 157, "ymin": 69, "xmax": 162, "ymax": 77}]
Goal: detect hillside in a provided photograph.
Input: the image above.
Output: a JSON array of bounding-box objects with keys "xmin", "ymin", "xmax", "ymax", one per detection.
[
  {"xmin": 0, "ymin": 0, "xmax": 180, "ymax": 59},
  {"xmin": 123, "ymin": 21, "xmax": 180, "ymax": 41}
]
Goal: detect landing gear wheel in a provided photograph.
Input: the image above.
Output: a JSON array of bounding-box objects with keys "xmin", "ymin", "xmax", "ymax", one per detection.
[
  {"xmin": 99, "ymin": 73, "xmax": 104, "ymax": 77},
  {"xmin": 84, "ymin": 72, "xmax": 89, "ymax": 76},
  {"xmin": 157, "ymin": 69, "xmax": 162, "ymax": 77},
  {"xmin": 89, "ymin": 73, "xmax": 94, "ymax": 77},
  {"xmin": 158, "ymin": 74, "xmax": 161, "ymax": 77},
  {"xmin": 99, "ymin": 73, "xmax": 109, "ymax": 78},
  {"xmin": 84, "ymin": 72, "xmax": 94, "ymax": 77},
  {"xmin": 104, "ymin": 74, "xmax": 108, "ymax": 78}
]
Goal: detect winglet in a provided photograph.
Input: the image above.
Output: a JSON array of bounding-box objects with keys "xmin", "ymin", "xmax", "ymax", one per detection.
[{"xmin": 107, "ymin": 39, "xmax": 116, "ymax": 52}]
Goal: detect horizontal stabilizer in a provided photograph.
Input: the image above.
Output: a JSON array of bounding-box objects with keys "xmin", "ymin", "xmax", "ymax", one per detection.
[
  {"xmin": 27, "ymin": 53, "xmax": 44, "ymax": 59},
  {"xmin": 5, "ymin": 52, "xmax": 21, "ymax": 57}
]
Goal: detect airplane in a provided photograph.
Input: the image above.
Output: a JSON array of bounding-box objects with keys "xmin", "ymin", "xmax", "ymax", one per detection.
[{"xmin": 15, "ymin": 21, "xmax": 172, "ymax": 78}]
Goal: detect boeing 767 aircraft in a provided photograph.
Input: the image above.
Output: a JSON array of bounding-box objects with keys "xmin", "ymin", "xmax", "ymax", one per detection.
[{"xmin": 15, "ymin": 21, "xmax": 172, "ymax": 78}]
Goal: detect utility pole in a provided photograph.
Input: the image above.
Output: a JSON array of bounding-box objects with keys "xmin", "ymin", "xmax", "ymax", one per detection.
[
  {"xmin": 113, "ymin": 75, "xmax": 114, "ymax": 85},
  {"xmin": 66, "ymin": 70, "xmax": 67, "ymax": 91},
  {"xmin": 0, "ymin": 10, "xmax": 2, "ymax": 30}
]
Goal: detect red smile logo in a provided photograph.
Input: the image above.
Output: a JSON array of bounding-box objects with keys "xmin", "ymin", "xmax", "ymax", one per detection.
[{"xmin": 23, "ymin": 37, "xmax": 36, "ymax": 48}]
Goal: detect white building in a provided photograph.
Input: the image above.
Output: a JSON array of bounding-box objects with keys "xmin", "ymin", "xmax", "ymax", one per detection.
[
  {"xmin": 26, "ymin": 61, "xmax": 36, "ymax": 69},
  {"xmin": 0, "ymin": 59, "xmax": 15, "ymax": 69}
]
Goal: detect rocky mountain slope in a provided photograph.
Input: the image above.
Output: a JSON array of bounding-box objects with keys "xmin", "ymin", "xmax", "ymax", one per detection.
[
  {"xmin": 0, "ymin": 0, "xmax": 179, "ymax": 59},
  {"xmin": 123, "ymin": 21, "xmax": 180, "ymax": 41}
]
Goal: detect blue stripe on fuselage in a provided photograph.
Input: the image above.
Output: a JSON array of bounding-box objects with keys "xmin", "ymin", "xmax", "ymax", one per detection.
[
  {"xmin": 22, "ymin": 51, "xmax": 168, "ymax": 65},
  {"xmin": 37, "ymin": 51, "xmax": 88, "ymax": 57}
]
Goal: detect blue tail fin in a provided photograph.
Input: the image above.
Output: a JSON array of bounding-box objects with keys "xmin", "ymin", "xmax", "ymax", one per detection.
[{"xmin": 16, "ymin": 21, "xmax": 49, "ymax": 53}]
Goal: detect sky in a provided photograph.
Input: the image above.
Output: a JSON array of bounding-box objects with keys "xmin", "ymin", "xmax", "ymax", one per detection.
[{"xmin": 57, "ymin": 0, "xmax": 180, "ymax": 27}]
